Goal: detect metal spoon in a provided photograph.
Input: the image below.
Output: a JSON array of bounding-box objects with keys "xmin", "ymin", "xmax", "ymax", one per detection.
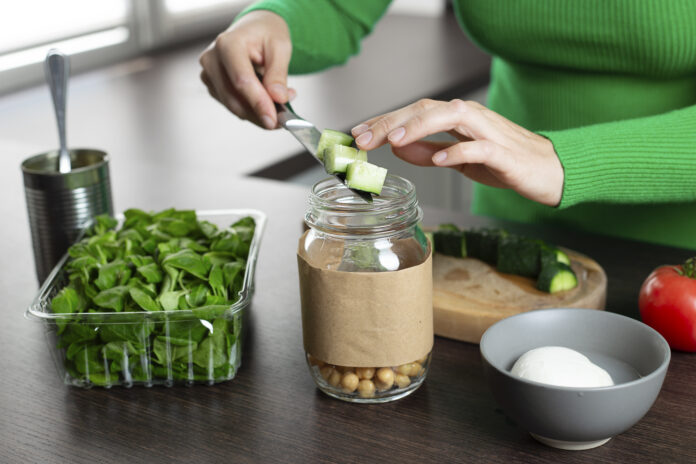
[{"xmin": 45, "ymin": 49, "xmax": 71, "ymax": 173}]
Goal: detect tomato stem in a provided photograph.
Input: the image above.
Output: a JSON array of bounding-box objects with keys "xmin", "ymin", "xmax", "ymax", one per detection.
[{"xmin": 682, "ymin": 257, "xmax": 696, "ymax": 279}]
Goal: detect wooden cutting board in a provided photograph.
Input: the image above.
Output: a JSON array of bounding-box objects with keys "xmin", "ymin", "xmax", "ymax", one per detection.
[{"xmin": 433, "ymin": 249, "xmax": 607, "ymax": 344}]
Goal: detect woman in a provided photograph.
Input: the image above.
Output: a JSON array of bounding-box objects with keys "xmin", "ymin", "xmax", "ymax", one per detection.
[{"xmin": 199, "ymin": 0, "xmax": 696, "ymax": 249}]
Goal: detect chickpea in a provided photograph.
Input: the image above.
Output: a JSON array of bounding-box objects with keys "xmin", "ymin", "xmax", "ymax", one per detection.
[
  {"xmin": 357, "ymin": 379, "xmax": 376, "ymax": 398},
  {"xmin": 328, "ymin": 370, "xmax": 342, "ymax": 387},
  {"xmin": 375, "ymin": 367, "xmax": 394, "ymax": 391},
  {"xmin": 319, "ymin": 366, "xmax": 333, "ymax": 381},
  {"xmin": 355, "ymin": 367, "xmax": 375, "ymax": 380},
  {"xmin": 409, "ymin": 362, "xmax": 423, "ymax": 377},
  {"xmin": 341, "ymin": 372, "xmax": 360, "ymax": 393},
  {"xmin": 395, "ymin": 373, "xmax": 411, "ymax": 389},
  {"xmin": 334, "ymin": 365, "xmax": 349, "ymax": 374},
  {"xmin": 396, "ymin": 363, "xmax": 415, "ymax": 376}
]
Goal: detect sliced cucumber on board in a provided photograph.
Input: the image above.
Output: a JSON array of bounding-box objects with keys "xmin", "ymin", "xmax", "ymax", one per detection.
[
  {"xmin": 317, "ymin": 129, "xmax": 354, "ymax": 161},
  {"xmin": 497, "ymin": 236, "xmax": 542, "ymax": 278},
  {"xmin": 429, "ymin": 223, "xmax": 579, "ymax": 293},
  {"xmin": 537, "ymin": 262, "xmax": 578, "ymax": 293},
  {"xmin": 345, "ymin": 160, "xmax": 387, "ymax": 195},
  {"xmin": 433, "ymin": 229, "xmax": 466, "ymax": 258},
  {"xmin": 324, "ymin": 145, "xmax": 368, "ymax": 174},
  {"xmin": 540, "ymin": 243, "xmax": 571, "ymax": 267},
  {"xmin": 465, "ymin": 228, "xmax": 507, "ymax": 266}
]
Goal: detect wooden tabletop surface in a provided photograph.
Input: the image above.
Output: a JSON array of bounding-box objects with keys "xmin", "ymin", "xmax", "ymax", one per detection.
[{"xmin": 2, "ymin": 174, "xmax": 696, "ymax": 464}]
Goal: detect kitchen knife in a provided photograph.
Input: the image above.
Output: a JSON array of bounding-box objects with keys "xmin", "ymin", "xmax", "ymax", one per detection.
[{"xmin": 272, "ymin": 99, "xmax": 374, "ymax": 203}]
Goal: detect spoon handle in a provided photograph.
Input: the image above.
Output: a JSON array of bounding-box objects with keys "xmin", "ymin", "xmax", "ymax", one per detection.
[{"xmin": 45, "ymin": 49, "xmax": 71, "ymax": 173}]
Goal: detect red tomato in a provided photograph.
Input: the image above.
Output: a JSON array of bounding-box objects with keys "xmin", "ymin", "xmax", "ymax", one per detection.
[{"xmin": 639, "ymin": 263, "xmax": 696, "ymax": 352}]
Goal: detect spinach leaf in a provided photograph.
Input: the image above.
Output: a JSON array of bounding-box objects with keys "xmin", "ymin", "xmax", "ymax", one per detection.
[
  {"xmin": 93, "ymin": 286, "xmax": 130, "ymax": 312},
  {"xmin": 129, "ymin": 287, "xmax": 161, "ymax": 312},
  {"xmin": 162, "ymin": 249, "xmax": 211, "ymax": 280}
]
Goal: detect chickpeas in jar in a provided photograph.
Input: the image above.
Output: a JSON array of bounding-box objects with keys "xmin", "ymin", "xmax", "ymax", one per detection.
[{"xmin": 306, "ymin": 352, "xmax": 432, "ymax": 402}]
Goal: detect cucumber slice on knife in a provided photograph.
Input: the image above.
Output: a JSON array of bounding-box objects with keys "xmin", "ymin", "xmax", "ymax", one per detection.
[
  {"xmin": 345, "ymin": 160, "xmax": 387, "ymax": 195},
  {"xmin": 324, "ymin": 145, "xmax": 368, "ymax": 174},
  {"xmin": 317, "ymin": 129, "xmax": 354, "ymax": 161}
]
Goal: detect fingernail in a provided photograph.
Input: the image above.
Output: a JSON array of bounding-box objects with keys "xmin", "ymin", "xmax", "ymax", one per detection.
[
  {"xmin": 288, "ymin": 89, "xmax": 297, "ymax": 101},
  {"xmin": 269, "ymin": 83, "xmax": 287, "ymax": 99},
  {"xmin": 351, "ymin": 124, "xmax": 369, "ymax": 136},
  {"xmin": 388, "ymin": 127, "xmax": 405, "ymax": 143},
  {"xmin": 433, "ymin": 151, "xmax": 447, "ymax": 164},
  {"xmin": 356, "ymin": 131, "xmax": 372, "ymax": 146},
  {"xmin": 261, "ymin": 115, "xmax": 275, "ymax": 129}
]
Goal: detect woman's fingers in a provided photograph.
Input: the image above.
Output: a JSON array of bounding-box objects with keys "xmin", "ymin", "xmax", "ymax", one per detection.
[
  {"xmin": 353, "ymin": 99, "xmax": 439, "ymax": 149},
  {"xmin": 431, "ymin": 139, "xmax": 507, "ymax": 172},
  {"xmin": 217, "ymin": 38, "xmax": 277, "ymax": 129},
  {"xmin": 390, "ymin": 140, "xmax": 452, "ymax": 166},
  {"xmin": 389, "ymin": 100, "xmax": 502, "ymax": 147},
  {"xmin": 199, "ymin": 51, "xmax": 257, "ymax": 122},
  {"xmin": 354, "ymin": 99, "xmax": 499, "ymax": 151},
  {"xmin": 261, "ymin": 36, "xmax": 292, "ymax": 103}
]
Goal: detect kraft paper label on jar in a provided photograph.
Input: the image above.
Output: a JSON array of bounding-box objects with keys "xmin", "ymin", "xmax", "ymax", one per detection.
[{"xmin": 297, "ymin": 232, "xmax": 433, "ymax": 368}]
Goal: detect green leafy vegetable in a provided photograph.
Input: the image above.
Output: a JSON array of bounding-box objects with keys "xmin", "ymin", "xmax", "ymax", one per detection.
[{"xmin": 50, "ymin": 209, "xmax": 255, "ymax": 387}]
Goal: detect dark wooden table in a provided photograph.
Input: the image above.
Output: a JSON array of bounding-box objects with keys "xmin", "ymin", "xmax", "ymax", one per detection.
[{"xmin": 2, "ymin": 175, "xmax": 695, "ymax": 464}]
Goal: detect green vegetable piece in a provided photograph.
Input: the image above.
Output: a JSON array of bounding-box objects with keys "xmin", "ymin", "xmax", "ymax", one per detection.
[
  {"xmin": 496, "ymin": 236, "xmax": 541, "ymax": 278},
  {"xmin": 102, "ymin": 341, "xmax": 141, "ymax": 360},
  {"xmin": 123, "ymin": 208, "xmax": 153, "ymax": 228},
  {"xmin": 433, "ymin": 229, "xmax": 465, "ymax": 257},
  {"xmin": 58, "ymin": 323, "xmax": 98, "ymax": 347},
  {"xmin": 153, "ymin": 336, "xmax": 197, "ymax": 366},
  {"xmin": 87, "ymin": 372, "xmax": 119, "ymax": 386},
  {"xmin": 74, "ymin": 344, "xmax": 106, "ymax": 374},
  {"xmin": 186, "ymin": 284, "xmax": 209, "ymax": 308},
  {"xmin": 192, "ymin": 318, "xmax": 229, "ymax": 369},
  {"xmin": 137, "ymin": 262, "xmax": 163, "ymax": 284},
  {"xmin": 465, "ymin": 228, "xmax": 508, "ymax": 265},
  {"xmin": 317, "ymin": 129, "xmax": 354, "ymax": 161},
  {"xmin": 191, "ymin": 305, "xmax": 229, "ymax": 320},
  {"xmin": 99, "ymin": 321, "xmax": 154, "ymax": 344},
  {"xmin": 345, "ymin": 160, "xmax": 388, "ymax": 195},
  {"xmin": 94, "ymin": 259, "xmax": 131, "ymax": 291},
  {"xmin": 223, "ymin": 261, "xmax": 244, "ymax": 296},
  {"xmin": 129, "ymin": 287, "xmax": 161, "ymax": 311},
  {"xmin": 536, "ymin": 262, "xmax": 578, "ymax": 293},
  {"xmin": 323, "ymin": 145, "xmax": 368, "ymax": 174},
  {"xmin": 93, "ymin": 286, "xmax": 130, "ymax": 312},
  {"xmin": 87, "ymin": 215, "xmax": 118, "ymax": 237},
  {"xmin": 158, "ymin": 290, "xmax": 186, "ymax": 311},
  {"xmin": 162, "ymin": 249, "xmax": 211, "ymax": 280}
]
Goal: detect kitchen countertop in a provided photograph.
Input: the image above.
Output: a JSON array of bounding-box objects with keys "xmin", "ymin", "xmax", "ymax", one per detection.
[{"xmin": 3, "ymin": 175, "xmax": 696, "ymax": 463}]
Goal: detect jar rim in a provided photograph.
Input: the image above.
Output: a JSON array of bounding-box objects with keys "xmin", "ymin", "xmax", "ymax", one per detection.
[
  {"xmin": 309, "ymin": 174, "xmax": 417, "ymax": 212},
  {"xmin": 306, "ymin": 174, "xmax": 422, "ymax": 237}
]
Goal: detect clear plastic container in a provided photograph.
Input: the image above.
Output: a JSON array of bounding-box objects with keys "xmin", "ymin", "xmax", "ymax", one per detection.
[
  {"xmin": 300, "ymin": 175, "xmax": 433, "ymax": 403},
  {"xmin": 26, "ymin": 209, "xmax": 266, "ymax": 388}
]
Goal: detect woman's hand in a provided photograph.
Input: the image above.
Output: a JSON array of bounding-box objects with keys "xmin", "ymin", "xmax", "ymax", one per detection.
[
  {"xmin": 351, "ymin": 99, "xmax": 564, "ymax": 207},
  {"xmin": 198, "ymin": 11, "xmax": 295, "ymax": 129}
]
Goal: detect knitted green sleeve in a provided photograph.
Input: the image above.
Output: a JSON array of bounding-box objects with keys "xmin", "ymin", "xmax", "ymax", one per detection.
[
  {"xmin": 238, "ymin": 0, "xmax": 392, "ymax": 74},
  {"xmin": 540, "ymin": 104, "xmax": 696, "ymax": 208}
]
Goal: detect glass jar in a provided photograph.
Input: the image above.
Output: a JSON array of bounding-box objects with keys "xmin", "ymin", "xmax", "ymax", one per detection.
[{"xmin": 298, "ymin": 175, "xmax": 433, "ymax": 403}]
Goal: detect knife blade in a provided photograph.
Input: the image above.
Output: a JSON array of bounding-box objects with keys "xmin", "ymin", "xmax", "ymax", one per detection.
[{"xmin": 273, "ymin": 100, "xmax": 374, "ymax": 203}]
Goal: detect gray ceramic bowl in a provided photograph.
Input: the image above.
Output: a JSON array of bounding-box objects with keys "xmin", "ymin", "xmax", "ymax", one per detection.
[{"xmin": 480, "ymin": 308, "xmax": 670, "ymax": 450}]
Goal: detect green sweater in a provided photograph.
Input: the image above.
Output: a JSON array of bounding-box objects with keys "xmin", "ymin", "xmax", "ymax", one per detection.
[{"xmin": 241, "ymin": 0, "xmax": 696, "ymax": 250}]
